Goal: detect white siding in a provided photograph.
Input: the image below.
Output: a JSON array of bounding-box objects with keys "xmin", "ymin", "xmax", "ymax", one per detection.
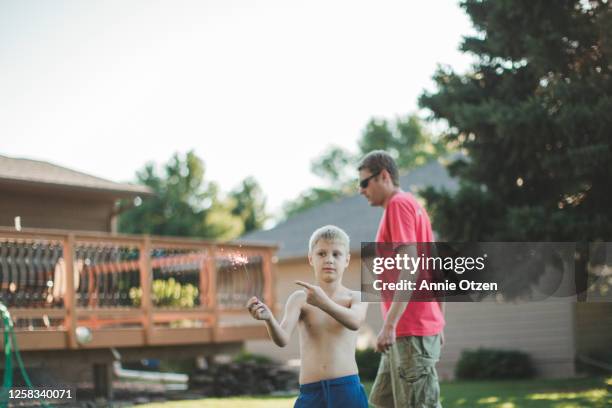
[{"xmin": 439, "ymin": 300, "xmax": 575, "ymax": 379}]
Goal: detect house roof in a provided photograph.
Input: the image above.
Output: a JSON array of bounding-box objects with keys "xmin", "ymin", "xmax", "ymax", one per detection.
[
  {"xmin": 0, "ymin": 154, "xmax": 152, "ymax": 197},
  {"xmin": 241, "ymin": 157, "xmax": 460, "ymax": 261}
]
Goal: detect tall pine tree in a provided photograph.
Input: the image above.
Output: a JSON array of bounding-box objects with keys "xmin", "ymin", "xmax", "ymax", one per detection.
[{"xmin": 419, "ymin": 0, "xmax": 612, "ymax": 242}]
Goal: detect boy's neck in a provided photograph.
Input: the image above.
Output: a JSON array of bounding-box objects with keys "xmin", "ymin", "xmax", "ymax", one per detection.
[{"xmin": 318, "ymin": 279, "xmax": 341, "ymax": 295}]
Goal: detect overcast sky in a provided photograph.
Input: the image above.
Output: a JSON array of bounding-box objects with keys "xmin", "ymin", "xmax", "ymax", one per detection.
[{"xmin": 0, "ymin": 0, "xmax": 475, "ymax": 218}]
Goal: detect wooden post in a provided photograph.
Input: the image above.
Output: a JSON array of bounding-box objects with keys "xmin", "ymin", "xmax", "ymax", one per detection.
[
  {"xmin": 198, "ymin": 248, "xmax": 208, "ymax": 310},
  {"xmin": 63, "ymin": 234, "xmax": 78, "ymax": 349},
  {"xmin": 139, "ymin": 236, "xmax": 153, "ymax": 345},
  {"xmin": 263, "ymin": 249, "xmax": 275, "ymax": 315},
  {"xmin": 93, "ymin": 362, "xmax": 114, "ymax": 401},
  {"xmin": 206, "ymin": 246, "xmax": 218, "ymax": 340}
]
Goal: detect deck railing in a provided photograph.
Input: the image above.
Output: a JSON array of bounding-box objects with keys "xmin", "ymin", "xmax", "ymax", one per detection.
[{"xmin": 0, "ymin": 227, "xmax": 276, "ymax": 350}]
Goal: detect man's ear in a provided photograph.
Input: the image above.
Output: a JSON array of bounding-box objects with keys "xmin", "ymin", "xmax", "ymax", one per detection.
[
  {"xmin": 345, "ymin": 252, "xmax": 351, "ymax": 267},
  {"xmin": 380, "ymin": 169, "xmax": 390, "ymax": 183},
  {"xmin": 381, "ymin": 169, "xmax": 394, "ymax": 187}
]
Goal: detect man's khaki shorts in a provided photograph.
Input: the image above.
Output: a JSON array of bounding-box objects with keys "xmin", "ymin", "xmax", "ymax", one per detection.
[{"xmin": 369, "ymin": 334, "xmax": 442, "ymax": 408}]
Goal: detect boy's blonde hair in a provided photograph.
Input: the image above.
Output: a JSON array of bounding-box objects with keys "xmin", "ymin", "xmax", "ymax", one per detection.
[{"xmin": 308, "ymin": 225, "xmax": 350, "ymax": 254}]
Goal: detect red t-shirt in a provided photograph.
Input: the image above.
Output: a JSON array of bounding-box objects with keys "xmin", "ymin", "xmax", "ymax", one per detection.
[{"xmin": 376, "ymin": 191, "xmax": 445, "ymax": 337}]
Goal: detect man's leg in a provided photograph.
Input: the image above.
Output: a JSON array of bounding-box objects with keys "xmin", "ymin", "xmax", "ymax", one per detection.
[
  {"xmin": 368, "ymin": 349, "xmax": 395, "ymax": 408},
  {"xmin": 390, "ymin": 335, "xmax": 442, "ymax": 408}
]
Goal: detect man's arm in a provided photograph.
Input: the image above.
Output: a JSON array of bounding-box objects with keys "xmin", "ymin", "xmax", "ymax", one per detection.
[
  {"xmin": 294, "ymin": 281, "xmax": 368, "ymax": 331},
  {"xmin": 246, "ymin": 291, "xmax": 304, "ymax": 347},
  {"xmin": 376, "ymin": 244, "xmax": 418, "ymax": 352}
]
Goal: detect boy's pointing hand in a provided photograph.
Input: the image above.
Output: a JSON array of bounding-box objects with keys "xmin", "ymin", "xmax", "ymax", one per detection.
[{"xmin": 295, "ymin": 281, "xmax": 330, "ymax": 309}]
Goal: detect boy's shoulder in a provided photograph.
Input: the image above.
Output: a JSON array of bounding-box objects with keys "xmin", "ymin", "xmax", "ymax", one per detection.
[
  {"xmin": 287, "ymin": 289, "xmax": 307, "ymax": 304},
  {"xmin": 336, "ymin": 286, "xmax": 361, "ymax": 304},
  {"xmin": 348, "ymin": 288, "xmax": 361, "ymax": 298},
  {"xmin": 347, "ymin": 289, "xmax": 362, "ymax": 303}
]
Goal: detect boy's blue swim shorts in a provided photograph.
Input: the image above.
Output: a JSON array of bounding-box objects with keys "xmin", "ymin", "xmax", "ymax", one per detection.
[{"xmin": 294, "ymin": 374, "xmax": 368, "ymax": 408}]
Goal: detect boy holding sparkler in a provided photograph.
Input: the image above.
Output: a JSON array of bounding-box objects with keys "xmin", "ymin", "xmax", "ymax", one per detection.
[{"xmin": 247, "ymin": 225, "xmax": 369, "ymax": 408}]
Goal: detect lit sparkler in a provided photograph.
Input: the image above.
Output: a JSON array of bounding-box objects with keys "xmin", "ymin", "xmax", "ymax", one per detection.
[{"xmin": 228, "ymin": 253, "xmax": 252, "ymax": 295}]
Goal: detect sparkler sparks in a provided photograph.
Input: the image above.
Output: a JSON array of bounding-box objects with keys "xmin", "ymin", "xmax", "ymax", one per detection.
[
  {"xmin": 228, "ymin": 253, "xmax": 252, "ymax": 296},
  {"xmin": 228, "ymin": 253, "xmax": 249, "ymax": 265}
]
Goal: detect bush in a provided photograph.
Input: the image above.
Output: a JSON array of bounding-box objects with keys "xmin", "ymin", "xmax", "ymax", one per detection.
[
  {"xmin": 455, "ymin": 348, "xmax": 535, "ymax": 380},
  {"xmin": 356, "ymin": 348, "xmax": 381, "ymax": 381},
  {"xmin": 130, "ymin": 278, "xmax": 199, "ymax": 308},
  {"xmin": 158, "ymin": 358, "xmax": 196, "ymax": 374},
  {"xmin": 233, "ymin": 351, "xmax": 273, "ymax": 365}
]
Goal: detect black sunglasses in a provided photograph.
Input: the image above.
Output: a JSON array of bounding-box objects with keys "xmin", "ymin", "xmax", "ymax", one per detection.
[{"xmin": 359, "ymin": 171, "xmax": 380, "ymax": 189}]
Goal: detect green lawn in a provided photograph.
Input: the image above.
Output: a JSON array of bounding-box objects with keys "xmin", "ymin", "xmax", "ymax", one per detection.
[
  {"xmin": 140, "ymin": 377, "xmax": 611, "ymax": 408},
  {"xmin": 435, "ymin": 377, "xmax": 611, "ymax": 408}
]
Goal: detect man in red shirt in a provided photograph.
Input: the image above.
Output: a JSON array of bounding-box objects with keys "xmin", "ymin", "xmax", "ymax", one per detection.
[{"xmin": 358, "ymin": 150, "xmax": 444, "ymax": 408}]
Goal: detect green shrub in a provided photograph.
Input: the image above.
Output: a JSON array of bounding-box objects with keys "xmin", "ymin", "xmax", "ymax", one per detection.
[
  {"xmin": 158, "ymin": 358, "xmax": 196, "ymax": 374},
  {"xmin": 455, "ymin": 348, "xmax": 535, "ymax": 380},
  {"xmin": 233, "ymin": 351, "xmax": 273, "ymax": 365},
  {"xmin": 356, "ymin": 348, "xmax": 381, "ymax": 381},
  {"xmin": 130, "ymin": 278, "xmax": 199, "ymax": 308}
]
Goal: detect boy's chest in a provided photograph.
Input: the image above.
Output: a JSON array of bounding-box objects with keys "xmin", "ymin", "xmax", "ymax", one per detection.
[{"xmin": 300, "ymin": 296, "xmax": 351, "ymax": 331}]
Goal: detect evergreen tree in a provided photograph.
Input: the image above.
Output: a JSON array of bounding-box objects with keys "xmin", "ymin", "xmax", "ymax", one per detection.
[{"xmin": 419, "ymin": 0, "xmax": 612, "ymax": 242}]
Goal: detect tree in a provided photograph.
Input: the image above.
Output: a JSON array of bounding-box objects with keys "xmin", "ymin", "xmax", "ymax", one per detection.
[
  {"xmin": 359, "ymin": 115, "xmax": 445, "ymax": 170},
  {"xmin": 419, "ymin": 0, "xmax": 612, "ymax": 242},
  {"xmin": 282, "ymin": 114, "xmax": 446, "ymax": 219},
  {"xmin": 118, "ymin": 151, "xmax": 241, "ymax": 240},
  {"xmin": 418, "ymin": 0, "xmax": 612, "ymax": 299},
  {"xmin": 229, "ymin": 177, "xmax": 268, "ymax": 233},
  {"xmin": 310, "ymin": 146, "xmax": 355, "ymax": 188},
  {"xmin": 283, "ymin": 188, "xmax": 346, "ymax": 219}
]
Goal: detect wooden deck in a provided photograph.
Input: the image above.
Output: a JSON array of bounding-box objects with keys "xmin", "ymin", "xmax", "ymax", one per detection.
[{"xmin": 0, "ymin": 227, "xmax": 276, "ymax": 352}]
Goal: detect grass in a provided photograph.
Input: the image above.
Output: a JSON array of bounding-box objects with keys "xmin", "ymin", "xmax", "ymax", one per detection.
[
  {"xmin": 140, "ymin": 395, "xmax": 295, "ymax": 408},
  {"xmin": 437, "ymin": 377, "xmax": 611, "ymax": 408},
  {"xmin": 140, "ymin": 377, "xmax": 611, "ymax": 408}
]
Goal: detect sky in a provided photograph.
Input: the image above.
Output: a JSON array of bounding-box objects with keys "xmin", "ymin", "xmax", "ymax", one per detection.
[{"xmin": 0, "ymin": 0, "xmax": 475, "ymax": 219}]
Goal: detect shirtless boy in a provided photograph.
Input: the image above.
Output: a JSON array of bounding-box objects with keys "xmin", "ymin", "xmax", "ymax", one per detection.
[{"xmin": 246, "ymin": 225, "xmax": 369, "ymax": 408}]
